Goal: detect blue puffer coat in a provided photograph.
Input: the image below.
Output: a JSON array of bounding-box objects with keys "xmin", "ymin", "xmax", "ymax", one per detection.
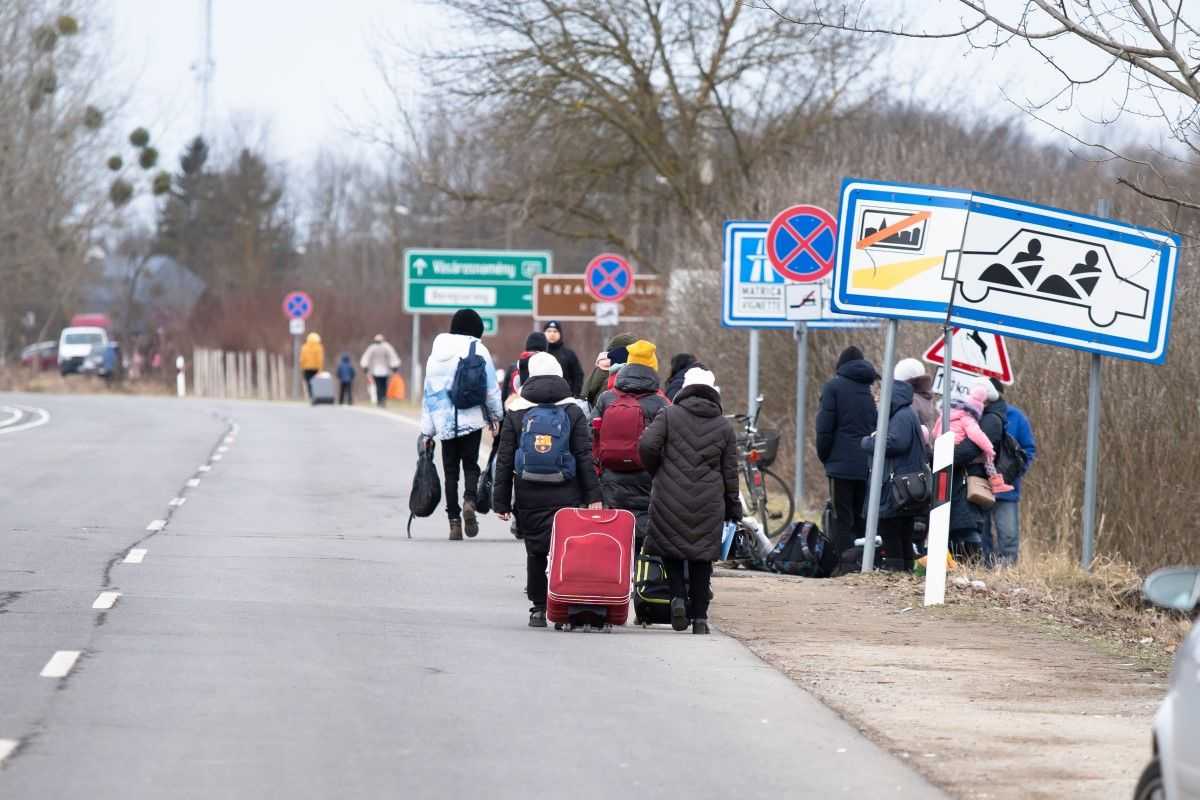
[{"xmin": 861, "ymin": 381, "xmax": 928, "ymax": 519}]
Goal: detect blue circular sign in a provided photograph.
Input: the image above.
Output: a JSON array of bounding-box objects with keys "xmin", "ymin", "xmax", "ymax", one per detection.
[
  {"xmin": 283, "ymin": 290, "xmax": 313, "ymax": 320},
  {"xmin": 585, "ymin": 253, "xmax": 633, "ymax": 302},
  {"xmin": 766, "ymin": 204, "xmax": 837, "ymax": 283}
]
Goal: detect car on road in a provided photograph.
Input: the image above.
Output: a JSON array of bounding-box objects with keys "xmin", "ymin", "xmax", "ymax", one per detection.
[
  {"xmin": 942, "ymin": 228, "xmax": 1149, "ymax": 328},
  {"xmin": 20, "ymin": 340, "xmax": 58, "ymax": 370},
  {"xmin": 57, "ymin": 326, "xmax": 110, "ymax": 375},
  {"xmin": 1136, "ymin": 566, "xmax": 1200, "ymax": 800}
]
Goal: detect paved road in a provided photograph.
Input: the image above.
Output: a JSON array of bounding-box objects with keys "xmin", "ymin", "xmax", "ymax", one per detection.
[{"xmin": 0, "ymin": 393, "xmax": 946, "ymax": 799}]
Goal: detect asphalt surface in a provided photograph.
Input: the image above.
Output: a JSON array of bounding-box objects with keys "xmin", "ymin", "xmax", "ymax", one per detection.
[{"xmin": 0, "ymin": 392, "xmax": 947, "ymax": 799}]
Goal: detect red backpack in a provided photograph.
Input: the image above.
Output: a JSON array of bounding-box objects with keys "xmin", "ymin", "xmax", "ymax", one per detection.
[{"xmin": 596, "ymin": 390, "xmax": 660, "ymax": 472}]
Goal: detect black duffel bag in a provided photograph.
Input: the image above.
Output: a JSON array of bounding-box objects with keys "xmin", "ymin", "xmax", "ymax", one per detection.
[
  {"xmin": 407, "ymin": 435, "xmax": 442, "ymax": 537},
  {"xmin": 475, "ymin": 439, "xmax": 498, "ymax": 515},
  {"xmin": 766, "ymin": 520, "xmax": 838, "ymax": 578}
]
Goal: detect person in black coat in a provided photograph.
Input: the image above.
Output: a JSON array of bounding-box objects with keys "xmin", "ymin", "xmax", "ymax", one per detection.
[
  {"xmin": 948, "ymin": 381, "xmax": 1007, "ymax": 561},
  {"xmin": 664, "ymin": 352, "xmax": 699, "ymax": 401},
  {"xmin": 493, "ymin": 352, "xmax": 602, "ymax": 628},
  {"xmin": 815, "ymin": 346, "xmax": 879, "ymax": 559},
  {"xmin": 860, "ymin": 380, "xmax": 926, "ymax": 571},
  {"xmin": 543, "ymin": 320, "xmax": 585, "ymax": 398},
  {"xmin": 502, "ymin": 331, "xmax": 547, "ymax": 406}
]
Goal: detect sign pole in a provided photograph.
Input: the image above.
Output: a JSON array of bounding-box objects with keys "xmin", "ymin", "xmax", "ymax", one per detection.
[
  {"xmin": 1081, "ymin": 353, "xmax": 1101, "ymax": 569},
  {"xmin": 793, "ymin": 322, "xmax": 808, "ymax": 504},
  {"xmin": 291, "ymin": 333, "xmax": 301, "ymax": 399},
  {"xmin": 411, "ymin": 315, "xmax": 421, "ymax": 404},
  {"xmin": 862, "ymin": 318, "xmax": 898, "ymax": 572},
  {"xmin": 747, "ymin": 329, "xmax": 760, "ymax": 419}
]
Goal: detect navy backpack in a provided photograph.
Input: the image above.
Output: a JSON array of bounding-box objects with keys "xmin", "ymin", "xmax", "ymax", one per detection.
[{"xmin": 515, "ymin": 405, "xmax": 575, "ymax": 483}]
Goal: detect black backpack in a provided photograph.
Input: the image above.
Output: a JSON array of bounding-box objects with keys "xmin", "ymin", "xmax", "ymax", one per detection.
[
  {"xmin": 991, "ymin": 414, "xmax": 1029, "ymax": 485},
  {"xmin": 407, "ymin": 436, "xmax": 442, "ymax": 537},
  {"xmin": 767, "ymin": 521, "xmax": 838, "ymax": 578}
]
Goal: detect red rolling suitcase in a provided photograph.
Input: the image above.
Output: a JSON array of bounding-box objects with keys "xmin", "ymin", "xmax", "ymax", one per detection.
[{"xmin": 547, "ymin": 508, "xmax": 636, "ymax": 629}]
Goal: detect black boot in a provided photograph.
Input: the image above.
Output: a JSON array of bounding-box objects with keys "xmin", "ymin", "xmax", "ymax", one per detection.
[
  {"xmin": 692, "ymin": 619, "xmax": 710, "ymax": 635},
  {"xmin": 528, "ymin": 608, "xmax": 547, "ymax": 628},
  {"xmin": 670, "ymin": 597, "xmax": 689, "ymax": 632},
  {"xmin": 463, "ymin": 500, "xmax": 479, "ymax": 538},
  {"xmin": 449, "ymin": 519, "xmax": 463, "ymax": 541}
]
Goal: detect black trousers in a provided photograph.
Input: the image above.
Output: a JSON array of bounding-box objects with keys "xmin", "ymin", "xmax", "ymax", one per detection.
[
  {"xmin": 338, "ymin": 382, "xmax": 352, "ymax": 405},
  {"xmin": 878, "ymin": 516, "xmax": 915, "ymax": 571},
  {"xmin": 373, "ymin": 375, "xmax": 389, "ymax": 407},
  {"xmin": 663, "ymin": 558, "xmax": 713, "ymax": 620},
  {"xmin": 440, "ymin": 429, "xmax": 483, "ymax": 519},
  {"xmin": 527, "ymin": 551, "xmax": 548, "ymax": 610},
  {"xmin": 829, "ymin": 478, "xmax": 868, "ymax": 555},
  {"xmin": 302, "ymin": 369, "xmax": 318, "ymax": 397}
]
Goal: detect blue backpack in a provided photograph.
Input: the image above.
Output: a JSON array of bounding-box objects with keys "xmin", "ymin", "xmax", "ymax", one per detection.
[
  {"xmin": 515, "ymin": 405, "xmax": 576, "ymax": 483},
  {"xmin": 449, "ymin": 341, "xmax": 489, "ymax": 411}
]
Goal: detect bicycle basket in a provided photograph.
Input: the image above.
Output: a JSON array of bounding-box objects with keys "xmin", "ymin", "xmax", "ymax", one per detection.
[{"xmin": 750, "ymin": 430, "xmax": 780, "ymax": 469}]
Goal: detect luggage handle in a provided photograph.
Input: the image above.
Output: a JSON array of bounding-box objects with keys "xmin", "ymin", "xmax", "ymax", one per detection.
[{"xmin": 577, "ymin": 508, "xmax": 622, "ymax": 524}]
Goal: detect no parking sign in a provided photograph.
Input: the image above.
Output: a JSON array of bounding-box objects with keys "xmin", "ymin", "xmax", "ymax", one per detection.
[
  {"xmin": 766, "ymin": 205, "xmax": 837, "ymax": 283},
  {"xmin": 584, "ymin": 253, "xmax": 634, "ymax": 302}
]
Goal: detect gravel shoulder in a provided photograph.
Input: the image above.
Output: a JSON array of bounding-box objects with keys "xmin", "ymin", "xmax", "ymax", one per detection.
[{"xmin": 710, "ymin": 570, "xmax": 1165, "ymax": 800}]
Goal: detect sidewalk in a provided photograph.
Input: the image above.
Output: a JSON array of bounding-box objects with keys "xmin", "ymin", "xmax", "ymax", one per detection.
[{"xmin": 710, "ymin": 571, "xmax": 1164, "ymax": 800}]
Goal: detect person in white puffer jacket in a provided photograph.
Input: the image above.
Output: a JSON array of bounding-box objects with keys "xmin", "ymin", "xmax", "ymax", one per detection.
[{"xmin": 419, "ymin": 309, "xmax": 504, "ymax": 541}]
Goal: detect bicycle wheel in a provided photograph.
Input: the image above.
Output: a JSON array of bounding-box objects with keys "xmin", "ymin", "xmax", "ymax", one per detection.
[{"xmin": 760, "ymin": 468, "xmax": 795, "ymax": 539}]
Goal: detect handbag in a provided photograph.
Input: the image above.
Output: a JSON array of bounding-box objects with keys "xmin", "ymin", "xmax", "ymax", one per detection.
[
  {"xmin": 966, "ymin": 475, "xmax": 996, "ymax": 509},
  {"xmin": 890, "ymin": 468, "xmax": 932, "ymax": 514}
]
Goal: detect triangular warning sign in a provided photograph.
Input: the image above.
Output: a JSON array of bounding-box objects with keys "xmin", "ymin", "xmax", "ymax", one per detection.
[{"xmin": 922, "ymin": 328, "xmax": 1013, "ymax": 383}]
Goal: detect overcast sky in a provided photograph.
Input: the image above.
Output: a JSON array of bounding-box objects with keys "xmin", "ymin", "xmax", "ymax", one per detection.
[{"xmin": 105, "ymin": 1, "xmax": 1156, "ymax": 175}]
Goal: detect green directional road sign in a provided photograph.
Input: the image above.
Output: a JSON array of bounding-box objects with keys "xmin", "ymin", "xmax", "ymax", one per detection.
[
  {"xmin": 403, "ymin": 249, "xmax": 553, "ymax": 315},
  {"xmin": 480, "ymin": 314, "xmax": 498, "ymax": 336}
]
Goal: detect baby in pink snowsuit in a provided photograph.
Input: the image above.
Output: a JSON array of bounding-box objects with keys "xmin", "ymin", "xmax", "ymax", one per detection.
[{"xmin": 931, "ymin": 384, "xmax": 1014, "ymax": 494}]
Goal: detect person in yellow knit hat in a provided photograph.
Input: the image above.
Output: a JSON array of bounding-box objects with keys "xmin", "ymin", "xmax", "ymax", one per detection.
[
  {"xmin": 299, "ymin": 332, "xmax": 325, "ymax": 398},
  {"xmin": 589, "ymin": 339, "xmax": 667, "ymax": 554}
]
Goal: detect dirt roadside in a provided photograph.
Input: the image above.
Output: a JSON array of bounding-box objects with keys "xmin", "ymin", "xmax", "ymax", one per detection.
[{"xmin": 710, "ymin": 571, "xmax": 1166, "ymax": 800}]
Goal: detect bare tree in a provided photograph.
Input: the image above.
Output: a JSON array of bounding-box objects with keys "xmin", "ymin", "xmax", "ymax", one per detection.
[{"xmin": 377, "ymin": 0, "xmax": 873, "ymax": 271}]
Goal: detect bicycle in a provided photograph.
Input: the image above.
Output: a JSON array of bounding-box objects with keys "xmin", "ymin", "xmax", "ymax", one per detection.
[{"xmin": 727, "ymin": 396, "xmax": 795, "ymax": 566}]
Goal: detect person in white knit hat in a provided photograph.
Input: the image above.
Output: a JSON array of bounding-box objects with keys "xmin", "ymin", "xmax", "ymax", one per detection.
[{"xmin": 894, "ymin": 357, "xmax": 937, "ymax": 433}]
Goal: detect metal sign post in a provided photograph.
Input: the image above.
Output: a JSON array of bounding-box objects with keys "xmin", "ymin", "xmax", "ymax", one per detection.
[
  {"xmin": 793, "ymin": 322, "xmax": 809, "ymax": 504},
  {"xmin": 747, "ymin": 329, "xmax": 760, "ymax": 419},
  {"xmin": 1081, "ymin": 198, "xmax": 1110, "ymax": 570},
  {"xmin": 862, "ymin": 318, "xmax": 899, "ymax": 572}
]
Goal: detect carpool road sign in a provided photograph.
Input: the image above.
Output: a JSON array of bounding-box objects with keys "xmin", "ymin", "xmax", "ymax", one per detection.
[
  {"xmin": 723, "ymin": 221, "xmax": 875, "ymax": 329},
  {"xmin": 766, "ymin": 204, "xmax": 837, "ymax": 283},
  {"xmin": 585, "ymin": 253, "xmax": 634, "ymax": 302},
  {"xmin": 832, "ymin": 178, "xmax": 1180, "ymax": 363}
]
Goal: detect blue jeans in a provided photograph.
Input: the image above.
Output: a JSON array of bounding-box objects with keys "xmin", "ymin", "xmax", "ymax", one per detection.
[{"xmin": 991, "ymin": 501, "xmax": 1020, "ymax": 565}]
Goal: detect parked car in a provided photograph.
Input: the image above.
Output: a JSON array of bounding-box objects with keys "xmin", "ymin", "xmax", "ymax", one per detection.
[
  {"xmin": 1136, "ymin": 566, "xmax": 1200, "ymax": 800},
  {"xmin": 20, "ymin": 341, "xmax": 58, "ymax": 370},
  {"xmin": 58, "ymin": 326, "xmax": 109, "ymax": 375}
]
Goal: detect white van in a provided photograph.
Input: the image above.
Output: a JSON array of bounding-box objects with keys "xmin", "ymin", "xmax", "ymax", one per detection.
[{"xmin": 58, "ymin": 326, "xmax": 109, "ymax": 375}]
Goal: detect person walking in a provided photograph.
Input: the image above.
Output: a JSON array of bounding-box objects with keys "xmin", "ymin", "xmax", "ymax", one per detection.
[
  {"xmin": 894, "ymin": 357, "xmax": 937, "ymax": 434},
  {"xmin": 990, "ymin": 379, "xmax": 1036, "ymax": 565},
  {"xmin": 299, "ymin": 332, "xmax": 325, "ymax": 397},
  {"xmin": 584, "ymin": 332, "xmax": 637, "ymax": 408},
  {"xmin": 493, "ymin": 352, "xmax": 602, "ymax": 627},
  {"xmin": 360, "ymin": 334, "xmax": 400, "ymax": 408},
  {"xmin": 664, "ymin": 353, "xmax": 700, "ymax": 401},
  {"xmin": 336, "ymin": 353, "xmax": 355, "ymax": 405},
  {"xmin": 420, "ymin": 309, "xmax": 504, "ymax": 541},
  {"xmin": 591, "ymin": 340, "xmax": 668, "ymax": 553},
  {"xmin": 815, "ymin": 346, "xmax": 879, "ymax": 561},
  {"xmin": 861, "ymin": 378, "xmax": 932, "ymax": 572},
  {"xmin": 542, "ymin": 320, "xmax": 585, "ymax": 398},
  {"xmin": 502, "ymin": 331, "xmax": 547, "ymax": 407},
  {"xmin": 638, "ymin": 367, "xmax": 740, "ymax": 635}
]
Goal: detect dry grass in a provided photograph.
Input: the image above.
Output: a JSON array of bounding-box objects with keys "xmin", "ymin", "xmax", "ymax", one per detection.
[
  {"xmin": 859, "ymin": 547, "xmax": 1193, "ymax": 673},
  {"xmin": 0, "ymin": 367, "xmax": 172, "ymax": 396}
]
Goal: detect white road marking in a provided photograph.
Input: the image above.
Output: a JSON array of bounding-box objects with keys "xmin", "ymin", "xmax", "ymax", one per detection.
[
  {"xmin": 146, "ymin": 519, "xmax": 166, "ymax": 531},
  {"xmin": 123, "ymin": 548, "xmax": 147, "ymax": 564},
  {"xmin": 40, "ymin": 650, "xmax": 81, "ymax": 678},
  {"xmin": 169, "ymin": 497, "xmax": 187, "ymax": 507},
  {"xmin": 347, "ymin": 406, "xmax": 422, "ymax": 427},
  {"xmin": 92, "ymin": 591, "xmax": 121, "ymax": 610},
  {"xmin": 0, "ymin": 406, "xmax": 21, "ymax": 428},
  {"xmin": 198, "ymin": 465, "xmax": 211, "ymax": 472},
  {"xmin": 0, "ymin": 739, "xmax": 18, "ymax": 765},
  {"xmin": 186, "ymin": 479, "xmax": 200, "ymax": 488},
  {"xmin": 0, "ymin": 406, "xmax": 50, "ymax": 436},
  {"xmin": 211, "ymin": 454, "xmax": 222, "ymax": 461},
  {"xmin": 217, "ymin": 446, "xmax": 228, "ymax": 453}
]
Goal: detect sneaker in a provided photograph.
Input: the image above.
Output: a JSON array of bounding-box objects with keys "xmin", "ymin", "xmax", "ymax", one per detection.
[
  {"xmin": 449, "ymin": 519, "xmax": 463, "ymax": 541},
  {"xmin": 989, "ymin": 474, "xmax": 1015, "ymax": 494},
  {"xmin": 528, "ymin": 609, "xmax": 548, "ymax": 628},
  {"xmin": 463, "ymin": 500, "xmax": 479, "ymax": 538},
  {"xmin": 670, "ymin": 597, "xmax": 689, "ymax": 631},
  {"xmin": 692, "ymin": 619, "xmax": 710, "ymax": 635}
]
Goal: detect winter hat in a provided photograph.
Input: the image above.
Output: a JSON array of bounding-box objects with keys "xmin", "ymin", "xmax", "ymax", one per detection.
[
  {"xmin": 977, "ymin": 378, "xmax": 1000, "ymax": 403},
  {"xmin": 306, "ymin": 332, "xmax": 321, "ymax": 344},
  {"xmin": 524, "ymin": 331, "xmax": 548, "ymax": 352},
  {"xmin": 373, "ymin": 334, "xmax": 384, "ymax": 343},
  {"xmin": 669, "ymin": 352, "xmax": 697, "ymax": 377},
  {"xmin": 836, "ymin": 346, "xmax": 864, "ymax": 367},
  {"xmin": 450, "ymin": 308, "xmax": 484, "ymax": 338},
  {"xmin": 894, "ymin": 357, "xmax": 926, "ymax": 383},
  {"xmin": 626, "ymin": 340, "xmax": 658, "ymax": 372},
  {"xmin": 682, "ymin": 367, "xmax": 718, "ymax": 392},
  {"xmin": 527, "ymin": 351, "xmax": 563, "ymax": 379},
  {"xmin": 965, "ymin": 383, "xmax": 988, "ymax": 416},
  {"xmin": 543, "ymin": 320, "xmax": 562, "ymax": 332},
  {"xmin": 607, "ymin": 345, "xmax": 629, "ymax": 366}
]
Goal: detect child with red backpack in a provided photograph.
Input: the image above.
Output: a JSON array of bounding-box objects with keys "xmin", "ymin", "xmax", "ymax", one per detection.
[{"xmin": 590, "ymin": 340, "xmax": 668, "ymax": 552}]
